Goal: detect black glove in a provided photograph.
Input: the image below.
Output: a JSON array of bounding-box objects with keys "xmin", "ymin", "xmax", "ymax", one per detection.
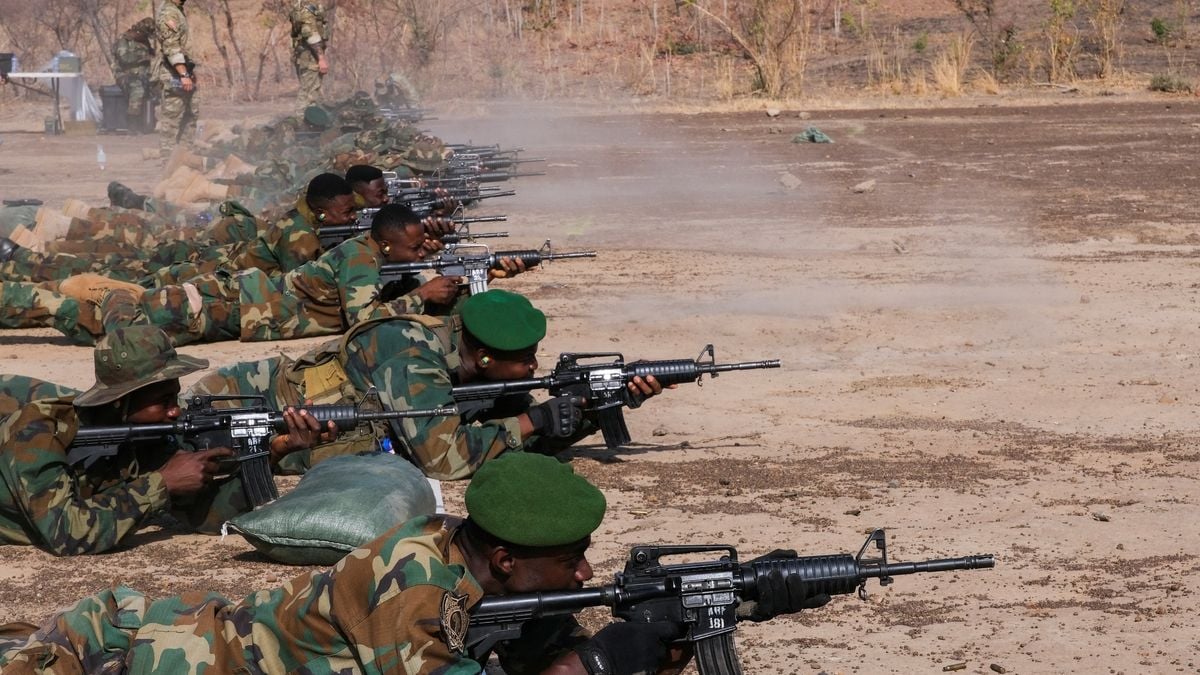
[
  {"xmin": 739, "ymin": 549, "xmax": 831, "ymax": 622},
  {"xmin": 526, "ymin": 395, "xmax": 585, "ymax": 438},
  {"xmin": 574, "ymin": 621, "xmax": 683, "ymax": 675}
]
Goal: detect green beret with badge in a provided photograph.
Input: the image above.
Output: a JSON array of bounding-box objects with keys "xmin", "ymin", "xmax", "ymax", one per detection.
[
  {"xmin": 465, "ymin": 453, "xmax": 606, "ymax": 547},
  {"xmin": 459, "ymin": 289, "xmax": 546, "ymax": 352}
]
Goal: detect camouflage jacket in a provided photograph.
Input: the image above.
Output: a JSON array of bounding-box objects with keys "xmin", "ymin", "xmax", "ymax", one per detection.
[
  {"xmin": 0, "ymin": 396, "xmax": 248, "ymax": 556},
  {"xmin": 113, "ymin": 34, "xmax": 153, "ymax": 72},
  {"xmin": 0, "ymin": 375, "xmax": 79, "ymax": 417},
  {"xmin": 289, "ymin": 0, "xmax": 329, "ymax": 53},
  {"xmin": 0, "ymin": 516, "xmax": 584, "ymax": 673},
  {"xmin": 340, "ymin": 316, "xmax": 594, "ymax": 480},
  {"xmin": 238, "ymin": 234, "xmax": 424, "ymax": 341},
  {"xmin": 153, "ymin": 0, "xmax": 189, "ymax": 79},
  {"xmin": 228, "ymin": 197, "xmax": 324, "ymax": 277}
]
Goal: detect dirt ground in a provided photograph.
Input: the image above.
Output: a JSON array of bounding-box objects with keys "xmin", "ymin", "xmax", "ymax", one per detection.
[{"xmin": 1, "ymin": 93, "xmax": 1199, "ymax": 674}]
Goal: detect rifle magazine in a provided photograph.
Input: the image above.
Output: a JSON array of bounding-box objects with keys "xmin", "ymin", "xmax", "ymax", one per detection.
[{"xmin": 695, "ymin": 633, "xmax": 743, "ymax": 675}]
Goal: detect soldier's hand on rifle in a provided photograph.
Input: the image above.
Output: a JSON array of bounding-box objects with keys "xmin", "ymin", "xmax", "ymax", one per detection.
[
  {"xmin": 431, "ymin": 188, "xmax": 460, "ymax": 214},
  {"xmin": 737, "ymin": 550, "xmax": 832, "ymax": 622},
  {"xmin": 317, "ymin": 54, "xmax": 329, "ymax": 75},
  {"xmin": 269, "ymin": 407, "xmax": 339, "ymax": 462},
  {"xmin": 489, "ymin": 256, "xmax": 527, "ymax": 280},
  {"xmin": 422, "ymin": 215, "xmax": 455, "ymax": 237},
  {"xmin": 572, "ymin": 620, "xmax": 686, "ymax": 675},
  {"xmin": 160, "ymin": 447, "xmax": 232, "ymax": 496},
  {"xmin": 625, "ymin": 374, "xmax": 673, "ymax": 409},
  {"xmin": 525, "ymin": 395, "xmax": 586, "ymax": 438},
  {"xmin": 415, "ymin": 275, "xmax": 462, "ymax": 305}
]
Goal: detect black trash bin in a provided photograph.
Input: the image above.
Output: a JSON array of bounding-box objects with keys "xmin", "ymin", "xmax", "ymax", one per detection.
[{"xmin": 100, "ymin": 85, "xmax": 129, "ymax": 132}]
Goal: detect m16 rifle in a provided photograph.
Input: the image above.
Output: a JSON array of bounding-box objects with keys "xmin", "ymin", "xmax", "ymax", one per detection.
[
  {"xmin": 67, "ymin": 395, "xmax": 456, "ymax": 506},
  {"xmin": 452, "ymin": 344, "xmax": 779, "ymax": 448},
  {"xmin": 466, "ymin": 529, "xmax": 995, "ymax": 674},
  {"xmin": 379, "ymin": 242, "xmax": 595, "ymax": 297},
  {"xmin": 317, "ymin": 212, "xmax": 507, "ymax": 249}
]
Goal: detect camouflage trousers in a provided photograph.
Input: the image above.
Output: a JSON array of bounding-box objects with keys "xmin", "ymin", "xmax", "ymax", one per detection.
[
  {"xmin": 294, "ymin": 49, "xmax": 323, "ymax": 110},
  {"xmin": 158, "ymin": 86, "xmax": 198, "ymax": 156},
  {"xmin": 0, "ymin": 586, "xmax": 146, "ymax": 673},
  {"xmin": 0, "ymin": 282, "xmax": 104, "ymax": 345},
  {"xmin": 115, "ymin": 70, "xmax": 151, "ymax": 124},
  {"xmin": 0, "ymin": 274, "xmax": 239, "ymax": 347}
]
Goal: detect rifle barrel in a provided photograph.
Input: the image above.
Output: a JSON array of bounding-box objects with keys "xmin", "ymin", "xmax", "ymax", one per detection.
[{"xmin": 706, "ymin": 359, "xmax": 782, "ymax": 373}]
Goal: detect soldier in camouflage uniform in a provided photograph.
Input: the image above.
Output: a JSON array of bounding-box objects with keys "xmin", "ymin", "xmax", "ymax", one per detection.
[
  {"xmin": 0, "ymin": 453, "xmax": 693, "ymax": 674},
  {"xmin": 0, "ymin": 205, "xmax": 451, "ymax": 348},
  {"xmin": 111, "ymin": 18, "xmax": 156, "ymax": 132},
  {"xmin": 346, "ymin": 164, "xmax": 388, "ymax": 208},
  {"xmin": 0, "ymin": 326, "xmax": 332, "ymax": 556},
  {"xmin": 154, "ymin": 0, "xmax": 198, "ymax": 157},
  {"xmin": 289, "ymin": 0, "xmax": 330, "ymax": 109},
  {"xmin": 188, "ymin": 290, "xmax": 667, "ymax": 478}
]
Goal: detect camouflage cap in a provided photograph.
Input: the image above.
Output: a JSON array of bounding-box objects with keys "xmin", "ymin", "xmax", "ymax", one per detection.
[
  {"xmin": 74, "ymin": 326, "xmax": 208, "ymax": 407},
  {"xmin": 397, "ymin": 136, "xmax": 450, "ymax": 173},
  {"xmin": 465, "ymin": 453, "xmax": 606, "ymax": 547},
  {"xmin": 460, "ymin": 289, "xmax": 546, "ymax": 352}
]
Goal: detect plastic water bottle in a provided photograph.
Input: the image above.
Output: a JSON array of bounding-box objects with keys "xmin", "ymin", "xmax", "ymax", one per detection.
[{"xmin": 96, "ymin": 145, "xmax": 106, "ymax": 171}]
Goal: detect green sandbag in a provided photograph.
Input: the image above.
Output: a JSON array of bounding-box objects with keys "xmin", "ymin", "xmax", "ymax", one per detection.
[{"xmin": 227, "ymin": 453, "xmax": 436, "ymax": 565}]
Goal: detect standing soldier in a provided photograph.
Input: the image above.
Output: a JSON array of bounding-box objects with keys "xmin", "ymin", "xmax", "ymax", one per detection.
[
  {"xmin": 111, "ymin": 18, "xmax": 156, "ymax": 133},
  {"xmin": 154, "ymin": 0, "xmax": 198, "ymax": 159},
  {"xmin": 289, "ymin": 0, "xmax": 329, "ymax": 110}
]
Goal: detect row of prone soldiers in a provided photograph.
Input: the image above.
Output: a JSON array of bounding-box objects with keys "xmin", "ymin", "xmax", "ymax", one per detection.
[{"xmin": 0, "ymin": 105, "xmax": 814, "ymax": 673}]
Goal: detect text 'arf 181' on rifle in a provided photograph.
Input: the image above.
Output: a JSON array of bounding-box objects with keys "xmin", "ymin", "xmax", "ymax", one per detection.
[
  {"xmin": 379, "ymin": 241, "xmax": 596, "ymax": 298},
  {"xmin": 66, "ymin": 394, "xmax": 457, "ymax": 507},
  {"xmin": 451, "ymin": 344, "xmax": 780, "ymax": 448},
  {"xmin": 466, "ymin": 529, "xmax": 995, "ymax": 674}
]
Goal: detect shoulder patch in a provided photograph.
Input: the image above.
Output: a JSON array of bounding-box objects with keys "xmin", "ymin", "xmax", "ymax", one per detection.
[{"xmin": 439, "ymin": 591, "xmax": 469, "ymax": 654}]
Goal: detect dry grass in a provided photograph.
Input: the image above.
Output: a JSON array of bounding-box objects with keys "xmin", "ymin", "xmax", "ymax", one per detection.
[
  {"xmin": 932, "ymin": 33, "xmax": 975, "ymax": 97},
  {"xmin": 972, "ymin": 69, "xmax": 1003, "ymax": 95}
]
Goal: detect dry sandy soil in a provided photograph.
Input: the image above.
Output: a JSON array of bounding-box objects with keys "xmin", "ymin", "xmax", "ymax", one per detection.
[{"xmin": 0, "ymin": 92, "xmax": 1199, "ymax": 674}]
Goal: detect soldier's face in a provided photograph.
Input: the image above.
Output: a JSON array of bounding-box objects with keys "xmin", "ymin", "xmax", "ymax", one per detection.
[
  {"xmin": 358, "ymin": 178, "xmax": 388, "ymax": 207},
  {"xmin": 322, "ymin": 194, "xmax": 359, "ymax": 226},
  {"xmin": 379, "ymin": 223, "xmax": 427, "ymax": 263},
  {"xmin": 124, "ymin": 380, "xmax": 183, "ymax": 424},
  {"xmin": 505, "ymin": 538, "xmax": 594, "ymax": 593},
  {"xmin": 478, "ymin": 345, "xmax": 539, "ymax": 381}
]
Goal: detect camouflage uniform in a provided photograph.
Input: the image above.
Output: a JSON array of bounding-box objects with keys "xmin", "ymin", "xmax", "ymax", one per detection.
[
  {"xmin": 289, "ymin": 1, "xmax": 329, "ymax": 109},
  {"xmin": 239, "ymin": 233, "xmax": 425, "ymax": 341},
  {"xmin": 112, "ymin": 18, "xmax": 156, "ymax": 130},
  {"xmin": 0, "ymin": 280, "xmax": 105, "ymax": 346},
  {"xmin": 0, "ymin": 397, "xmax": 248, "ymax": 555},
  {"xmin": 0, "ymin": 515, "xmax": 583, "ymax": 672},
  {"xmin": 0, "ymin": 375, "xmax": 79, "ymax": 417},
  {"xmin": 154, "ymin": 0, "xmax": 197, "ymax": 156},
  {"xmin": 188, "ymin": 314, "xmax": 590, "ymax": 478},
  {"xmin": 0, "ymin": 327, "xmax": 251, "ymax": 556}
]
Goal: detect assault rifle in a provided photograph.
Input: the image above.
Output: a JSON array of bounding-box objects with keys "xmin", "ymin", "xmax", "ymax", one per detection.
[
  {"xmin": 447, "ymin": 155, "xmax": 546, "ymax": 172},
  {"xmin": 467, "ymin": 529, "xmax": 995, "ymax": 674},
  {"xmin": 67, "ymin": 395, "xmax": 456, "ymax": 506},
  {"xmin": 452, "ymin": 344, "xmax": 779, "ymax": 448},
  {"xmin": 318, "ymin": 212, "xmax": 507, "ymax": 249},
  {"xmin": 379, "ymin": 242, "xmax": 596, "ymax": 297}
]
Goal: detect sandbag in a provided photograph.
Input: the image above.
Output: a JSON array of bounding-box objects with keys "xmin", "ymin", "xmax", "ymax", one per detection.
[{"xmin": 226, "ymin": 453, "xmax": 436, "ymax": 565}]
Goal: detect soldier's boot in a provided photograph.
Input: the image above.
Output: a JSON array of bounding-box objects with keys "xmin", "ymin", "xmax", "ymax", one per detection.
[
  {"xmin": 107, "ymin": 181, "xmax": 148, "ymax": 211},
  {"xmin": 180, "ymin": 175, "xmax": 230, "ymax": 204},
  {"xmin": 0, "ymin": 237, "xmax": 18, "ymax": 263},
  {"xmin": 164, "ymin": 146, "xmax": 207, "ymax": 176},
  {"xmin": 153, "ymin": 166, "xmax": 200, "ymax": 201}
]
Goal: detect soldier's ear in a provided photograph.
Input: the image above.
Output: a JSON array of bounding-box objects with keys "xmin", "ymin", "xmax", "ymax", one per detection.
[{"xmin": 489, "ymin": 546, "xmax": 517, "ymax": 578}]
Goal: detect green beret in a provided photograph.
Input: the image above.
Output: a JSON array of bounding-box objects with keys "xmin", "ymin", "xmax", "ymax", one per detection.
[
  {"xmin": 460, "ymin": 289, "xmax": 546, "ymax": 352},
  {"xmin": 466, "ymin": 453, "xmax": 606, "ymax": 547},
  {"xmin": 303, "ymin": 105, "xmax": 333, "ymax": 129}
]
